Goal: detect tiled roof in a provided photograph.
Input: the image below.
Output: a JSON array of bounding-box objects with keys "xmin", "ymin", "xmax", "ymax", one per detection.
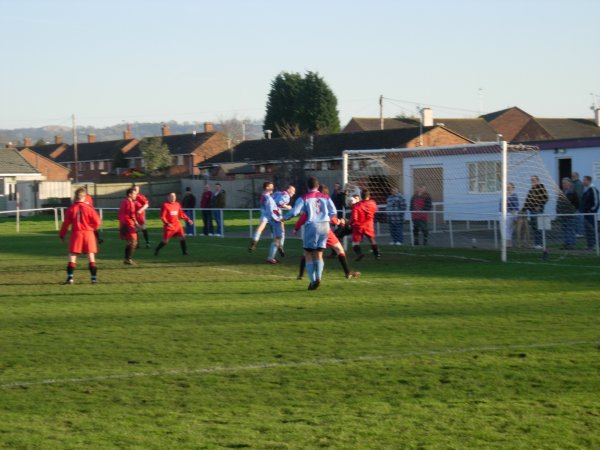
[
  {"xmin": 0, "ymin": 148, "xmax": 40, "ymax": 174},
  {"xmin": 202, "ymin": 127, "xmax": 444, "ymax": 165},
  {"xmin": 19, "ymin": 143, "xmax": 66, "ymax": 159},
  {"xmin": 431, "ymin": 118, "xmax": 499, "ymax": 142},
  {"xmin": 55, "ymin": 139, "xmax": 137, "ymax": 163},
  {"xmin": 126, "ymin": 132, "xmax": 216, "ymax": 158}
]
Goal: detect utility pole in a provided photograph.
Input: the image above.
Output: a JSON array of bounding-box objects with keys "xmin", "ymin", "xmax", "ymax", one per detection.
[
  {"xmin": 379, "ymin": 95, "xmax": 384, "ymax": 130},
  {"xmin": 72, "ymin": 114, "xmax": 79, "ymax": 183},
  {"xmin": 478, "ymin": 88, "xmax": 484, "ymax": 116}
]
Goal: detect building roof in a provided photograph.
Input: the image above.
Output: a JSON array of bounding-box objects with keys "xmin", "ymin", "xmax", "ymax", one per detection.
[
  {"xmin": 0, "ymin": 147, "xmax": 40, "ymax": 174},
  {"xmin": 343, "ymin": 106, "xmax": 600, "ymax": 143},
  {"xmin": 20, "ymin": 143, "xmax": 67, "ymax": 159},
  {"xmin": 201, "ymin": 126, "xmax": 460, "ymax": 166},
  {"xmin": 125, "ymin": 132, "xmax": 216, "ymax": 158},
  {"xmin": 54, "ymin": 139, "xmax": 137, "ymax": 163}
]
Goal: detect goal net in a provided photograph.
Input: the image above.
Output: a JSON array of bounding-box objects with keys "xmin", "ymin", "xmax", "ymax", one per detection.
[{"xmin": 342, "ymin": 142, "xmax": 599, "ymax": 262}]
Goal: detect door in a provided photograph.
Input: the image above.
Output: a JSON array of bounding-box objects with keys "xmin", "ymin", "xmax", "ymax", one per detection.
[{"xmin": 558, "ymin": 158, "xmax": 571, "ymax": 183}]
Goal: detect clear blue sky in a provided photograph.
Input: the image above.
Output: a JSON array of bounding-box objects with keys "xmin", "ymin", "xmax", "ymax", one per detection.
[{"xmin": 1, "ymin": 0, "xmax": 599, "ymax": 129}]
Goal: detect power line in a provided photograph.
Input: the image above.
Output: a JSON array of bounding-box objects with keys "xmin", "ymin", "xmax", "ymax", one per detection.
[{"xmin": 382, "ymin": 96, "xmax": 480, "ymax": 114}]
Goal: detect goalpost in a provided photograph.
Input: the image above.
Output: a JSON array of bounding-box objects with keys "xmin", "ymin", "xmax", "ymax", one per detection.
[{"xmin": 342, "ymin": 141, "xmax": 598, "ymax": 262}]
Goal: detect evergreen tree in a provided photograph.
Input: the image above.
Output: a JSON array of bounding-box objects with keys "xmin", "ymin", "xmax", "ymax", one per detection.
[
  {"xmin": 139, "ymin": 137, "xmax": 172, "ymax": 173},
  {"xmin": 264, "ymin": 71, "xmax": 340, "ymax": 138}
]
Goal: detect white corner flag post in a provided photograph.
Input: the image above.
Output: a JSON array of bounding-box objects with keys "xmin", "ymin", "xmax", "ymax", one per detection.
[{"xmin": 501, "ymin": 140, "xmax": 508, "ymax": 262}]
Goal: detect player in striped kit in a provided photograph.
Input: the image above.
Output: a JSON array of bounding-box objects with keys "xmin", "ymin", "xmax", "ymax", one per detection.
[{"xmin": 286, "ymin": 177, "xmax": 336, "ymax": 290}]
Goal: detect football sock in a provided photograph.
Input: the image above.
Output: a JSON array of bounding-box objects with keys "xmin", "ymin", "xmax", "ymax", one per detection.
[
  {"xmin": 298, "ymin": 256, "xmax": 306, "ymax": 277},
  {"xmin": 353, "ymin": 245, "xmax": 362, "ymax": 255},
  {"xmin": 315, "ymin": 259, "xmax": 324, "ymax": 280},
  {"xmin": 66, "ymin": 262, "xmax": 75, "ymax": 280},
  {"xmin": 268, "ymin": 242, "xmax": 277, "ymax": 260},
  {"xmin": 371, "ymin": 244, "xmax": 380, "ymax": 256},
  {"xmin": 306, "ymin": 261, "xmax": 315, "ymax": 283},
  {"xmin": 280, "ymin": 234, "xmax": 285, "ymax": 248},
  {"xmin": 338, "ymin": 254, "xmax": 350, "ymax": 276},
  {"xmin": 253, "ymin": 231, "xmax": 261, "ymax": 242},
  {"xmin": 142, "ymin": 229, "xmax": 149, "ymax": 244},
  {"xmin": 89, "ymin": 262, "xmax": 97, "ymax": 281},
  {"xmin": 180, "ymin": 240, "xmax": 188, "ymax": 255},
  {"xmin": 154, "ymin": 242, "xmax": 166, "ymax": 255}
]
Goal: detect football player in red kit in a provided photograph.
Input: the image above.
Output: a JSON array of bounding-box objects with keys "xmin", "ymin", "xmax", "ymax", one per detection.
[
  {"xmin": 351, "ymin": 189, "xmax": 381, "ymax": 261},
  {"xmin": 119, "ymin": 187, "xmax": 138, "ymax": 265},
  {"xmin": 132, "ymin": 184, "xmax": 151, "ymax": 248},
  {"xmin": 154, "ymin": 192, "xmax": 193, "ymax": 256},
  {"xmin": 59, "ymin": 187, "xmax": 101, "ymax": 284}
]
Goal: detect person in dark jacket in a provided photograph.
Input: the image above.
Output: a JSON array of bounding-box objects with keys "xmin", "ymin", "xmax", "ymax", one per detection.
[
  {"xmin": 522, "ymin": 175, "xmax": 549, "ymax": 249},
  {"xmin": 410, "ymin": 184, "xmax": 432, "ymax": 246},
  {"xmin": 181, "ymin": 187, "xmax": 197, "ymax": 236},
  {"xmin": 581, "ymin": 175, "xmax": 600, "ymax": 249},
  {"xmin": 556, "ymin": 178, "xmax": 579, "ymax": 249},
  {"xmin": 200, "ymin": 184, "xmax": 214, "ymax": 236},
  {"xmin": 211, "ymin": 183, "xmax": 226, "ymax": 236}
]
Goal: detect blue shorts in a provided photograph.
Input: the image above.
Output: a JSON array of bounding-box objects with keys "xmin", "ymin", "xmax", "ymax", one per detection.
[
  {"xmin": 270, "ymin": 220, "xmax": 283, "ymax": 239},
  {"xmin": 303, "ymin": 222, "xmax": 329, "ymax": 250}
]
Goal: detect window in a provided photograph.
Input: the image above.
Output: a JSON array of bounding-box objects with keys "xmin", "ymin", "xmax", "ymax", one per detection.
[
  {"xmin": 468, "ymin": 161, "xmax": 501, "ymax": 193},
  {"xmin": 352, "ymin": 160, "xmax": 360, "ymax": 171},
  {"xmin": 98, "ymin": 161, "xmax": 105, "ymax": 170},
  {"xmin": 176, "ymin": 155, "xmax": 184, "ymax": 166},
  {"xmin": 89, "ymin": 161, "xmax": 95, "ymax": 170}
]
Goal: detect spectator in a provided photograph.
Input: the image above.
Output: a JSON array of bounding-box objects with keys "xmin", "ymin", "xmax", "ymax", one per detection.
[
  {"xmin": 581, "ymin": 175, "xmax": 599, "ymax": 249},
  {"xmin": 571, "ymin": 172, "xmax": 584, "ymax": 237},
  {"xmin": 522, "ymin": 175, "xmax": 548, "ymax": 249},
  {"xmin": 331, "ymin": 182, "xmax": 346, "ymax": 218},
  {"xmin": 181, "ymin": 187, "xmax": 197, "ymax": 236},
  {"xmin": 211, "ymin": 183, "xmax": 226, "ymax": 236},
  {"xmin": 386, "ymin": 188, "xmax": 406, "ymax": 245},
  {"xmin": 200, "ymin": 184, "xmax": 214, "ymax": 236},
  {"xmin": 556, "ymin": 177, "xmax": 579, "ymax": 250},
  {"xmin": 410, "ymin": 184, "xmax": 432, "ymax": 246},
  {"xmin": 500, "ymin": 182, "xmax": 520, "ymax": 248}
]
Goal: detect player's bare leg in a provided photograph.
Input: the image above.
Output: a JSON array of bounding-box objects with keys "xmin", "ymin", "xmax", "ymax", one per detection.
[
  {"xmin": 124, "ymin": 238, "xmax": 137, "ymax": 264},
  {"xmin": 249, "ymin": 220, "xmax": 267, "ymax": 252}
]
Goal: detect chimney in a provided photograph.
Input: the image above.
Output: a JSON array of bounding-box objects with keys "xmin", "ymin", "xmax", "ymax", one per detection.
[
  {"xmin": 55, "ymin": 135, "xmax": 63, "ymax": 145},
  {"xmin": 421, "ymin": 107, "xmax": 434, "ymax": 127},
  {"xmin": 123, "ymin": 124, "xmax": 132, "ymax": 140},
  {"xmin": 161, "ymin": 124, "xmax": 171, "ymax": 136},
  {"xmin": 23, "ymin": 137, "xmax": 33, "ymax": 147},
  {"xmin": 265, "ymin": 129, "xmax": 272, "ymax": 139},
  {"xmin": 6, "ymin": 142, "xmax": 15, "ymax": 148},
  {"xmin": 595, "ymin": 108, "xmax": 600, "ymax": 127},
  {"xmin": 203, "ymin": 122, "xmax": 214, "ymax": 133},
  {"xmin": 87, "ymin": 133, "xmax": 96, "ymax": 144}
]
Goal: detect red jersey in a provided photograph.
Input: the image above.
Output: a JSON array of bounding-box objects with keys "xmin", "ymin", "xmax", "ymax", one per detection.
[
  {"xmin": 118, "ymin": 197, "xmax": 137, "ymax": 227},
  {"xmin": 160, "ymin": 201, "xmax": 191, "ymax": 226},
  {"xmin": 351, "ymin": 199, "xmax": 377, "ymax": 240},
  {"xmin": 83, "ymin": 194, "xmax": 94, "ymax": 207},
  {"xmin": 200, "ymin": 191, "xmax": 212, "ymax": 208},
  {"xmin": 135, "ymin": 193, "xmax": 149, "ymax": 214},
  {"xmin": 60, "ymin": 202, "xmax": 100, "ymax": 238}
]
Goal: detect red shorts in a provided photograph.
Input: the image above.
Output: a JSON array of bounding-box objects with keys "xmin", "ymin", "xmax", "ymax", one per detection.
[
  {"xmin": 163, "ymin": 224, "xmax": 185, "ymax": 242},
  {"xmin": 136, "ymin": 213, "xmax": 146, "ymax": 226},
  {"xmin": 120, "ymin": 223, "xmax": 137, "ymax": 241},
  {"xmin": 326, "ymin": 229, "xmax": 340, "ymax": 248},
  {"xmin": 69, "ymin": 230, "xmax": 98, "ymax": 254},
  {"xmin": 352, "ymin": 227, "xmax": 374, "ymax": 243}
]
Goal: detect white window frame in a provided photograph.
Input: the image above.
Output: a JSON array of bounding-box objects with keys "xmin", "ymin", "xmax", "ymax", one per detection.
[{"xmin": 468, "ymin": 160, "xmax": 501, "ymax": 193}]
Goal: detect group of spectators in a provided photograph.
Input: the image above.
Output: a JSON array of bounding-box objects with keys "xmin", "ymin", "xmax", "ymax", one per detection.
[{"xmin": 180, "ymin": 183, "xmax": 226, "ymax": 237}]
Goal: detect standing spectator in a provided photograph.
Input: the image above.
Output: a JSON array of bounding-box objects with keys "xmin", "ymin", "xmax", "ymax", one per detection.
[
  {"xmin": 522, "ymin": 175, "xmax": 549, "ymax": 249},
  {"xmin": 500, "ymin": 182, "xmax": 520, "ymax": 248},
  {"xmin": 331, "ymin": 182, "xmax": 346, "ymax": 218},
  {"xmin": 351, "ymin": 189, "xmax": 381, "ymax": 260},
  {"xmin": 211, "ymin": 183, "xmax": 226, "ymax": 236},
  {"xmin": 118, "ymin": 187, "xmax": 138, "ymax": 265},
  {"xmin": 581, "ymin": 175, "xmax": 599, "ymax": 249},
  {"xmin": 132, "ymin": 184, "xmax": 150, "ymax": 248},
  {"xmin": 181, "ymin": 187, "xmax": 197, "ymax": 236},
  {"xmin": 386, "ymin": 188, "xmax": 407, "ymax": 245},
  {"xmin": 59, "ymin": 188, "xmax": 101, "ymax": 284},
  {"xmin": 571, "ymin": 172, "xmax": 584, "ymax": 237},
  {"xmin": 154, "ymin": 193, "xmax": 193, "ymax": 256},
  {"xmin": 200, "ymin": 184, "xmax": 214, "ymax": 236},
  {"xmin": 410, "ymin": 184, "xmax": 432, "ymax": 246},
  {"xmin": 556, "ymin": 178, "xmax": 579, "ymax": 250}
]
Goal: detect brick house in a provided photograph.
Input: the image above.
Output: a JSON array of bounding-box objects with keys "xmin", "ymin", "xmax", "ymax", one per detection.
[
  {"xmin": 19, "ymin": 147, "xmax": 70, "ymax": 181},
  {"xmin": 124, "ymin": 123, "xmax": 230, "ymax": 177}
]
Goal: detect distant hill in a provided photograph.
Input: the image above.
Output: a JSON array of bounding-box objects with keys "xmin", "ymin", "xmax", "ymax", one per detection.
[{"xmin": 0, "ymin": 120, "xmax": 265, "ymax": 146}]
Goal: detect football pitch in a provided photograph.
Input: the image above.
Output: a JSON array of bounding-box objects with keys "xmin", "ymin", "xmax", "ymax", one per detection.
[{"xmin": 1, "ymin": 218, "xmax": 599, "ymax": 449}]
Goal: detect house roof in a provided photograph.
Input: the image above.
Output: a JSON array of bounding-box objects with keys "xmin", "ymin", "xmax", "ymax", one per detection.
[
  {"xmin": 20, "ymin": 143, "xmax": 67, "ymax": 159},
  {"xmin": 19, "ymin": 148, "xmax": 69, "ymax": 173},
  {"xmin": 343, "ymin": 106, "xmax": 600, "ymax": 143},
  {"xmin": 201, "ymin": 126, "xmax": 460, "ymax": 166},
  {"xmin": 125, "ymin": 132, "xmax": 217, "ymax": 158},
  {"xmin": 0, "ymin": 147, "xmax": 40, "ymax": 174},
  {"xmin": 55, "ymin": 139, "xmax": 137, "ymax": 163}
]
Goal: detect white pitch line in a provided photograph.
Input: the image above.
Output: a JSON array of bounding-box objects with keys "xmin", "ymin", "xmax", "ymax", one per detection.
[{"xmin": 1, "ymin": 340, "xmax": 597, "ymax": 389}]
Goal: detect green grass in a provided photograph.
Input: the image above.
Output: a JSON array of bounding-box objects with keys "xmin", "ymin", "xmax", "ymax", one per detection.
[{"xmin": 1, "ymin": 217, "xmax": 599, "ymax": 449}]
